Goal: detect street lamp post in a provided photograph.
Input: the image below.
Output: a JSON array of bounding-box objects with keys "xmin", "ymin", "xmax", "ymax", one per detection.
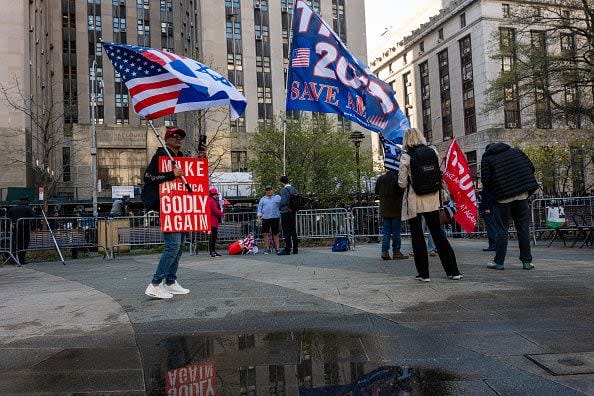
[
  {"xmin": 350, "ymin": 131, "xmax": 365, "ymax": 204},
  {"xmin": 90, "ymin": 60, "xmax": 98, "ymax": 218}
]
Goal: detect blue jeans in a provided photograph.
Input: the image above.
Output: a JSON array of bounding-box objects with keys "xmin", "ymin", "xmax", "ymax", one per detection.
[
  {"xmin": 482, "ymin": 211, "xmax": 497, "ymax": 248},
  {"xmin": 493, "ymin": 199, "xmax": 532, "ymax": 265},
  {"xmin": 382, "ymin": 217, "xmax": 402, "ymax": 253},
  {"xmin": 152, "ymin": 232, "xmax": 185, "ymax": 285}
]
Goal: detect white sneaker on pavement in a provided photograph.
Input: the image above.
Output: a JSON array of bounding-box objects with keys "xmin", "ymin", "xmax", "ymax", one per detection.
[
  {"xmin": 163, "ymin": 281, "xmax": 190, "ymax": 295},
  {"xmin": 145, "ymin": 283, "xmax": 173, "ymax": 299}
]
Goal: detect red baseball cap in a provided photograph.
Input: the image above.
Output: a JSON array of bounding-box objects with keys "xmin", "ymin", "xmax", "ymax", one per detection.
[{"xmin": 164, "ymin": 127, "xmax": 186, "ymax": 139}]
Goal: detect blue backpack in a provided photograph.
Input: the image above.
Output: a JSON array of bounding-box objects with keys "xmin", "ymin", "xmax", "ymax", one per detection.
[{"xmin": 331, "ymin": 236, "xmax": 350, "ymax": 252}]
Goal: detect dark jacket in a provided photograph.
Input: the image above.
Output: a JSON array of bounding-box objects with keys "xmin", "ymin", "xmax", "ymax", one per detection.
[
  {"xmin": 7, "ymin": 204, "xmax": 36, "ymax": 232},
  {"xmin": 142, "ymin": 147, "xmax": 184, "ymax": 211},
  {"xmin": 279, "ymin": 184, "xmax": 297, "ymax": 214},
  {"xmin": 375, "ymin": 170, "xmax": 404, "ymax": 218},
  {"xmin": 481, "ymin": 143, "xmax": 539, "ymax": 201},
  {"xmin": 478, "ymin": 189, "xmax": 494, "ymax": 213}
]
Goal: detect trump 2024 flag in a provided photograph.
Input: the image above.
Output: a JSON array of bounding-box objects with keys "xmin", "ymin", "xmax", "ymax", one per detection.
[
  {"xmin": 102, "ymin": 42, "xmax": 247, "ymax": 120},
  {"xmin": 443, "ymin": 139, "xmax": 478, "ymax": 233},
  {"xmin": 286, "ymin": 1, "xmax": 409, "ymax": 143}
]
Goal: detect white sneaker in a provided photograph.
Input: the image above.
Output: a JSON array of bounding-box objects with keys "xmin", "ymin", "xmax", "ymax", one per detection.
[
  {"xmin": 163, "ymin": 281, "xmax": 190, "ymax": 295},
  {"xmin": 145, "ymin": 283, "xmax": 173, "ymax": 299}
]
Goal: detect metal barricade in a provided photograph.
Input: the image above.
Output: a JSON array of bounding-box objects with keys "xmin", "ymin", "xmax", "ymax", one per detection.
[
  {"xmin": 0, "ymin": 217, "xmax": 17, "ymax": 265},
  {"xmin": 186, "ymin": 211, "xmax": 259, "ymax": 255},
  {"xmin": 16, "ymin": 216, "xmax": 101, "ymax": 259},
  {"xmin": 296, "ymin": 208, "xmax": 354, "ymax": 249},
  {"xmin": 530, "ymin": 196, "xmax": 594, "ymax": 245},
  {"xmin": 110, "ymin": 214, "xmax": 163, "ymax": 257}
]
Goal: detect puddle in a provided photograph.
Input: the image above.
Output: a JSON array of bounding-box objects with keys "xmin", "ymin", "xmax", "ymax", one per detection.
[{"xmin": 139, "ymin": 330, "xmax": 459, "ymax": 395}]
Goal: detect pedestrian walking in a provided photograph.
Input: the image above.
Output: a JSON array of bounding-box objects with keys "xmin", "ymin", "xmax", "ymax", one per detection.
[
  {"xmin": 208, "ymin": 187, "xmax": 224, "ymax": 257},
  {"xmin": 143, "ymin": 127, "xmax": 190, "ymax": 299},
  {"xmin": 257, "ymin": 185, "xmax": 281, "ymax": 254},
  {"xmin": 6, "ymin": 197, "xmax": 36, "ymax": 265},
  {"xmin": 478, "ymin": 189, "xmax": 496, "ymax": 251},
  {"xmin": 375, "ymin": 169, "xmax": 408, "ymax": 260},
  {"xmin": 398, "ymin": 128, "xmax": 462, "ymax": 282},
  {"xmin": 480, "ymin": 143, "xmax": 539, "ymax": 270},
  {"xmin": 278, "ymin": 175, "xmax": 298, "ymax": 255}
]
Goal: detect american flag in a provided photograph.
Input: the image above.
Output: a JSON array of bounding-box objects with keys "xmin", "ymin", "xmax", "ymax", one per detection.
[
  {"xmin": 380, "ymin": 136, "xmax": 402, "ymax": 171},
  {"xmin": 291, "ymin": 48, "xmax": 310, "ymax": 67},
  {"xmin": 102, "ymin": 42, "xmax": 247, "ymax": 120},
  {"xmin": 368, "ymin": 115, "xmax": 388, "ymax": 130}
]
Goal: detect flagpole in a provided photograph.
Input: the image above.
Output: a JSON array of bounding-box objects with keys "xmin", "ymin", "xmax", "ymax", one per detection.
[
  {"xmin": 147, "ymin": 120, "xmax": 193, "ymax": 192},
  {"xmin": 283, "ymin": 3, "xmax": 296, "ymax": 176}
]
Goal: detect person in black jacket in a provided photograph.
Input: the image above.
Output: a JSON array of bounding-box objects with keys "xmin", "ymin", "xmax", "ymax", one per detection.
[
  {"xmin": 478, "ymin": 189, "xmax": 496, "ymax": 251},
  {"xmin": 375, "ymin": 169, "xmax": 409, "ymax": 260},
  {"xmin": 6, "ymin": 197, "xmax": 36, "ymax": 265},
  {"xmin": 143, "ymin": 127, "xmax": 190, "ymax": 299},
  {"xmin": 481, "ymin": 143, "xmax": 539, "ymax": 270}
]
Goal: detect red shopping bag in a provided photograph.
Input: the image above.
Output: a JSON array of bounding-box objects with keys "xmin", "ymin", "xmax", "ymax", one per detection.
[{"xmin": 227, "ymin": 240, "xmax": 243, "ymax": 255}]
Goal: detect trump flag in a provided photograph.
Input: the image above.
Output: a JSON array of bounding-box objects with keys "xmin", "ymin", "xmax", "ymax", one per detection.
[
  {"xmin": 286, "ymin": 1, "xmax": 409, "ymax": 142},
  {"xmin": 442, "ymin": 139, "xmax": 478, "ymax": 233},
  {"xmin": 102, "ymin": 42, "xmax": 247, "ymax": 120}
]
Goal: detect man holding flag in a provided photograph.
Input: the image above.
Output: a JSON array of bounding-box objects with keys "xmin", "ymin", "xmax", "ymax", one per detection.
[{"xmin": 101, "ymin": 42, "xmax": 247, "ymax": 299}]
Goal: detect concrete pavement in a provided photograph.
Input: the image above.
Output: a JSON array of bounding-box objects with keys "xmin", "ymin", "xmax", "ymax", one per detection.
[{"xmin": 0, "ymin": 239, "xmax": 593, "ymax": 395}]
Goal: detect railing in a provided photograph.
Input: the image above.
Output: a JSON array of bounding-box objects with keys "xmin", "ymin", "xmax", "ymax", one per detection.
[
  {"xmin": 13, "ymin": 216, "xmax": 102, "ymax": 262},
  {"xmin": 0, "ymin": 218, "xmax": 17, "ymax": 265},
  {"xmin": 530, "ymin": 196, "xmax": 594, "ymax": 246},
  {"xmin": 297, "ymin": 208, "xmax": 354, "ymax": 249}
]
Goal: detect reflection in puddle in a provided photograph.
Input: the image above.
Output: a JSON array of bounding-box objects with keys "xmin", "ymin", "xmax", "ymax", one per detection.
[{"xmin": 140, "ymin": 331, "xmax": 458, "ymax": 395}]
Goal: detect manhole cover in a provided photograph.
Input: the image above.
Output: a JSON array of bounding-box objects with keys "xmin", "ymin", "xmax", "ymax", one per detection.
[{"xmin": 526, "ymin": 352, "xmax": 594, "ymax": 375}]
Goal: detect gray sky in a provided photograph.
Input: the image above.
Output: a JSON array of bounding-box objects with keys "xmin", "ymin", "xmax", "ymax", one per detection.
[{"xmin": 365, "ymin": 0, "xmax": 443, "ymax": 58}]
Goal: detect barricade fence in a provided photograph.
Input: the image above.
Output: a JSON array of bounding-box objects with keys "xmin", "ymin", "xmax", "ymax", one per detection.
[
  {"xmin": 1, "ymin": 217, "xmax": 17, "ymax": 265},
  {"xmin": 3, "ymin": 196, "xmax": 592, "ymax": 262}
]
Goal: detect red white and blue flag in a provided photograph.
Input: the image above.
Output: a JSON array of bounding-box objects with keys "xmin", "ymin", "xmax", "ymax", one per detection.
[
  {"xmin": 286, "ymin": 0, "xmax": 409, "ymax": 143},
  {"xmin": 102, "ymin": 42, "xmax": 247, "ymax": 120},
  {"xmin": 291, "ymin": 48, "xmax": 311, "ymax": 68}
]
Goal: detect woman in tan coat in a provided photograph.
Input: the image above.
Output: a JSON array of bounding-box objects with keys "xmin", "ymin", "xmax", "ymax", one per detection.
[{"xmin": 398, "ymin": 128, "xmax": 462, "ymax": 282}]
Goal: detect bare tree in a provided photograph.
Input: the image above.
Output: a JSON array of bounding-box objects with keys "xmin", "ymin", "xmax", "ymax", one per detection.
[{"xmin": 0, "ymin": 78, "xmax": 80, "ymax": 211}]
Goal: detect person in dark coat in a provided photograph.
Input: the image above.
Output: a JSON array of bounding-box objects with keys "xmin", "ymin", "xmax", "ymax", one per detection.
[
  {"xmin": 375, "ymin": 169, "xmax": 409, "ymax": 260},
  {"xmin": 481, "ymin": 142, "xmax": 539, "ymax": 270},
  {"xmin": 478, "ymin": 189, "xmax": 496, "ymax": 251},
  {"xmin": 6, "ymin": 197, "xmax": 36, "ymax": 265}
]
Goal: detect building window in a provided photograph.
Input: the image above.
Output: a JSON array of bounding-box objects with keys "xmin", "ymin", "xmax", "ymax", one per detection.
[
  {"xmin": 530, "ymin": 30, "xmax": 551, "ymax": 129},
  {"xmin": 62, "ymin": 0, "xmax": 78, "ymax": 123},
  {"xmin": 332, "ymin": 0, "xmax": 347, "ymax": 43},
  {"xmin": 324, "ymin": 362, "xmax": 339, "ymax": 385},
  {"xmin": 419, "ymin": 61, "xmax": 432, "ymax": 142},
  {"xmin": 231, "ymin": 151, "xmax": 248, "ymax": 172},
  {"xmin": 269, "ymin": 365, "xmax": 285, "ymax": 396},
  {"xmin": 62, "ymin": 147, "xmax": 71, "ymax": 182},
  {"xmin": 438, "ymin": 28, "xmax": 444, "ymax": 40},
  {"xmin": 419, "ymin": 41, "xmax": 424, "ymax": 53},
  {"xmin": 465, "ymin": 150, "xmax": 477, "ymax": 179},
  {"xmin": 500, "ymin": 28, "xmax": 520, "ymax": 128},
  {"xmin": 460, "ymin": 12, "xmax": 466, "ymax": 28},
  {"xmin": 239, "ymin": 366, "xmax": 256, "ymax": 396},
  {"xmin": 459, "ymin": 35, "xmax": 476, "ymax": 135},
  {"xmin": 438, "ymin": 49, "xmax": 452, "ymax": 140},
  {"xmin": 403, "ymin": 72, "xmax": 413, "ymax": 123},
  {"xmin": 502, "ymin": 3, "xmax": 511, "ymax": 18}
]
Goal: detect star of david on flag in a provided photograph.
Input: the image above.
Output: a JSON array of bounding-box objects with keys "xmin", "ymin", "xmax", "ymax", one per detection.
[
  {"xmin": 286, "ymin": 1, "xmax": 409, "ymax": 142},
  {"xmin": 102, "ymin": 42, "xmax": 247, "ymax": 120}
]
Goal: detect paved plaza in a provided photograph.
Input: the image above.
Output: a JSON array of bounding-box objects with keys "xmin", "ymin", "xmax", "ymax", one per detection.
[{"xmin": 0, "ymin": 239, "xmax": 593, "ymax": 395}]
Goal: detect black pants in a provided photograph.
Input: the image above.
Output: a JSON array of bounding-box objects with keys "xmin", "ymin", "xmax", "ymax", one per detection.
[
  {"xmin": 281, "ymin": 212, "xmax": 298, "ymax": 252},
  {"xmin": 13, "ymin": 227, "xmax": 30, "ymax": 265},
  {"xmin": 493, "ymin": 199, "xmax": 532, "ymax": 265},
  {"xmin": 209, "ymin": 226, "xmax": 218, "ymax": 253},
  {"xmin": 409, "ymin": 211, "xmax": 460, "ymax": 278}
]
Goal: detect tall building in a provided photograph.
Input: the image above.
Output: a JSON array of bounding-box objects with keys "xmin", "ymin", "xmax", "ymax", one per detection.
[
  {"xmin": 0, "ymin": 0, "xmax": 367, "ymax": 202},
  {"xmin": 370, "ymin": 0, "xmax": 593, "ymax": 193}
]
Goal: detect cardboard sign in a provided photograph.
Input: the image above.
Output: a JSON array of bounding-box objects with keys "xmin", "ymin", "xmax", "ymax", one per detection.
[
  {"xmin": 158, "ymin": 156, "xmax": 210, "ymax": 233},
  {"xmin": 165, "ymin": 361, "xmax": 216, "ymax": 396}
]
